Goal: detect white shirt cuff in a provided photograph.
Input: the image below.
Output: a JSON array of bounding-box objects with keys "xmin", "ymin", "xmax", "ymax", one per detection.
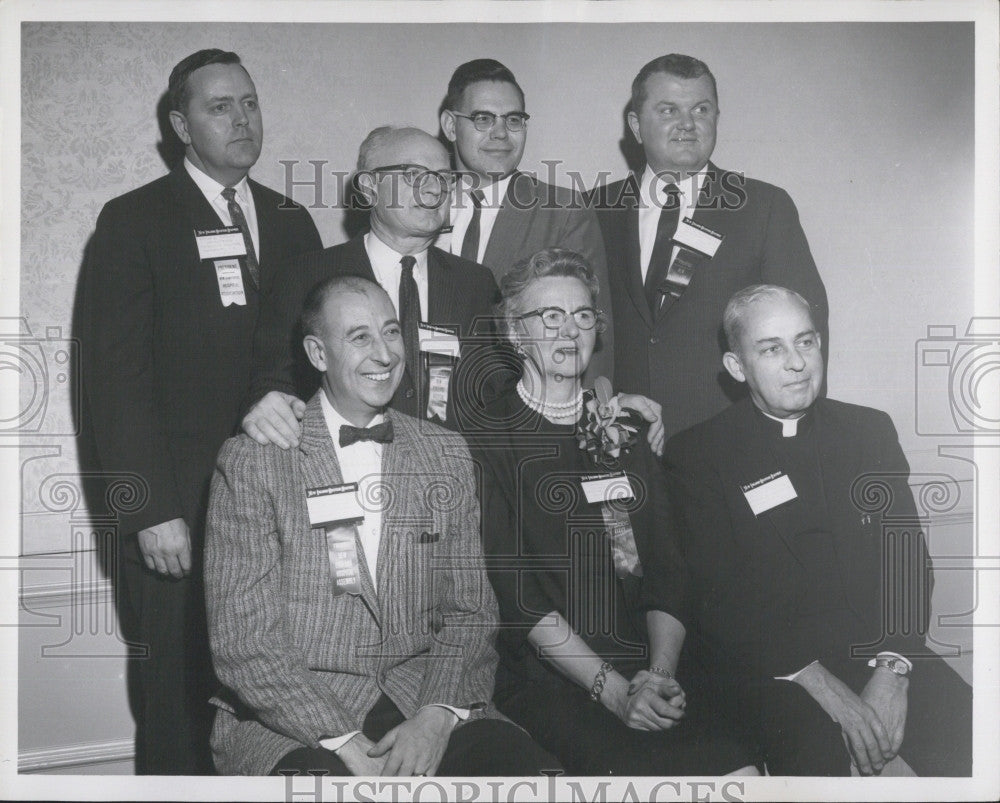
[
  {"xmin": 422, "ymin": 703, "xmax": 470, "ymax": 722},
  {"xmin": 775, "ymin": 659, "xmax": 818, "ymax": 681},
  {"xmin": 320, "ymin": 730, "xmax": 361, "ymax": 753}
]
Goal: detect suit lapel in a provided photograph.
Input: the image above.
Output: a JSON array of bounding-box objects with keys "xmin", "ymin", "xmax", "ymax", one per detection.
[
  {"xmin": 167, "ymin": 167, "xmax": 230, "ymax": 236},
  {"xmin": 618, "ymin": 174, "xmax": 654, "ymax": 329},
  {"xmin": 248, "ymin": 179, "xmax": 278, "ymax": 287},
  {"xmin": 297, "ymin": 394, "xmax": 380, "ymax": 612},
  {"xmin": 482, "ymin": 172, "xmax": 530, "ymax": 271},
  {"xmin": 427, "ymin": 247, "xmax": 456, "ymax": 323}
]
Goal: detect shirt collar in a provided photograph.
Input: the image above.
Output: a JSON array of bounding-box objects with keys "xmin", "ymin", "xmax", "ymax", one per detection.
[
  {"xmin": 319, "ymin": 388, "xmax": 385, "ymax": 444},
  {"xmin": 754, "ymin": 404, "xmax": 813, "ymax": 438},
  {"xmin": 468, "ymin": 173, "xmax": 513, "ymax": 210},
  {"xmin": 184, "ymin": 157, "xmax": 251, "ymax": 205},
  {"xmin": 364, "ymin": 231, "xmax": 428, "ymax": 275},
  {"xmin": 641, "ymin": 164, "xmax": 708, "ymax": 209}
]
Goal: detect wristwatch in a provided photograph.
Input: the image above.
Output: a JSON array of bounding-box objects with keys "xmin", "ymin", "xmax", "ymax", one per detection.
[{"xmin": 872, "ymin": 655, "xmax": 911, "ymax": 676}]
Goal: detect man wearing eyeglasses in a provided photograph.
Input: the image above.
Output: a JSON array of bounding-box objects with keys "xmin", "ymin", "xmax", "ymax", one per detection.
[
  {"xmin": 438, "ymin": 59, "xmax": 614, "ymax": 383},
  {"xmin": 243, "ymin": 126, "xmax": 501, "ymax": 446}
]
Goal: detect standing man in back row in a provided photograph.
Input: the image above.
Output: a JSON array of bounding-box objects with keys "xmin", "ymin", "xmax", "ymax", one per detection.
[
  {"xmin": 439, "ymin": 58, "xmax": 614, "ymax": 382},
  {"xmin": 590, "ymin": 53, "xmax": 828, "ymax": 439},
  {"xmin": 80, "ymin": 48, "xmax": 321, "ymax": 773}
]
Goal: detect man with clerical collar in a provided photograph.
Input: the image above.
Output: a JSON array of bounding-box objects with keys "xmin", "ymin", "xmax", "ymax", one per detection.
[
  {"xmin": 79, "ymin": 48, "xmax": 321, "ymax": 773},
  {"xmin": 244, "ymin": 126, "xmax": 502, "ymax": 447},
  {"xmin": 589, "ymin": 53, "xmax": 829, "ymax": 440},
  {"xmin": 437, "ymin": 58, "xmax": 613, "ymax": 382},
  {"xmin": 663, "ymin": 285, "xmax": 972, "ymax": 776},
  {"xmin": 205, "ymin": 274, "xmax": 556, "ymax": 776}
]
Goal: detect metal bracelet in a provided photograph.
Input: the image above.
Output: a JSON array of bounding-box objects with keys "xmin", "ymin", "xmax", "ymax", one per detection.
[
  {"xmin": 649, "ymin": 664, "xmax": 673, "ymax": 680},
  {"xmin": 589, "ymin": 661, "xmax": 614, "ymax": 701}
]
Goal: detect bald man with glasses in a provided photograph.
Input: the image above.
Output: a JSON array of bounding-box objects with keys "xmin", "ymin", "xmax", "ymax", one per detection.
[{"xmin": 244, "ymin": 126, "xmax": 501, "ymax": 444}]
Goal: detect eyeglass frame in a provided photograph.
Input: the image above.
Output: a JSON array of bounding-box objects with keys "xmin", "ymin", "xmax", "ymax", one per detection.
[
  {"xmin": 449, "ymin": 110, "xmax": 531, "ymax": 132},
  {"xmin": 366, "ymin": 163, "xmax": 463, "ymax": 188},
  {"xmin": 516, "ymin": 305, "xmax": 604, "ymax": 332}
]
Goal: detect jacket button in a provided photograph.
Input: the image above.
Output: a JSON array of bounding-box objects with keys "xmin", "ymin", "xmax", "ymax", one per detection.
[
  {"xmin": 405, "ymin": 389, "xmax": 415, "ymax": 398},
  {"xmin": 649, "ymin": 336, "xmax": 658, "ymax": 345}
]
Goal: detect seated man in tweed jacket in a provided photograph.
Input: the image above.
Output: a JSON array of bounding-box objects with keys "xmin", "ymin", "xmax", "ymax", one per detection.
[{"xmin": 204, "ymin": 274, "xmax": 556, "ymax": 776}]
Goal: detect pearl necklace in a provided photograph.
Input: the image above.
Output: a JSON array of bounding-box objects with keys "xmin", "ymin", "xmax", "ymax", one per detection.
[{"xmin": 516, "ymin": 379, "xmax": 583, "ymax": 420}]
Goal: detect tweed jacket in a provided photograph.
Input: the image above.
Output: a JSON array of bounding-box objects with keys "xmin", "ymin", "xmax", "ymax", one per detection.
[{"xmin": 204, "ymin": 393, "xmax": 502, "ymax": 775}]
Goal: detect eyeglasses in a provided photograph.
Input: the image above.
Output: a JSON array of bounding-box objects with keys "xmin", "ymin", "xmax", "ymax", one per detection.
[
  {"xmin": 368, "ymin": 164, "xmax": 461, "ymax": 194},
  {"xmin": 450, "ymin": 111, "xmax": 530, "ymax": 132},
  {"xmin": 518, "ymin": 306, "xmax": 601, "ymax": 331}
]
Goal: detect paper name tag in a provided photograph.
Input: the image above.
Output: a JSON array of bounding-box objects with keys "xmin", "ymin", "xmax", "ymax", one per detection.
[
  {"xmin": 418, "ymin": 323, "xmax": 461, "ymax": 357},
  {"xmin": 306, "ymin": 483, "xmax": 365, "ymax": 526},
  {"xmin": 215, "ymin": 259, "xmax": 246, "ymax": 306},
  {"xmin": 581, "ymin": 471, "xmax": 635, "ymax": 504},
  {"xmin": 325, "ymin": 524, "xmax": 362, "ymax": 596},
  {"xmin": 741, "ymin": 471, "xmax": 797, "ymax": 516},
  {"xmin": 195, "ymin": 226, "xmax": 247, "ymax": 260},
  {"xmin": 673, "ymin": 217, "xmax": 723, "ymax": 257},
  {"xmin": 427, "ymin": 364, "xmax": 452, "ymax": 422}
]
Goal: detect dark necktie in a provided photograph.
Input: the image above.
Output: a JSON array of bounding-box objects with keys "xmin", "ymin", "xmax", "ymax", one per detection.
[
  {"xmin": 339, "ymin": 420, "xmax": 394, "ymax": 447},
  {"xmin": 460, "ymin": 189, "xmax": 485, "ymax": 262},
  {"xmin": 398, "ymin": 255, "xmax": 421, "ymax": 386},
  {"xmin": 643, "ymin": 183, "xmax": 682, "ymax": 314},
  {"xmin": 221, "ymin": 186, "xmax": 259, "ymax": 289}
]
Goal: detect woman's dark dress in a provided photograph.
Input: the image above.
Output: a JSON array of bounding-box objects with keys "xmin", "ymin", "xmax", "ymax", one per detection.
[{"xmin": 471, "ymin": 390, "xmax": 752, "ymax": 775}]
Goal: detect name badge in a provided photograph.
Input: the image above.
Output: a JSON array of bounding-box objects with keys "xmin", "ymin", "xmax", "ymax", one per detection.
[
  {"xmin": 580, "ymin": 471, "xmax": 635, "ymax": 505},
  {"xmin": 195, "ymin": 226, "xmax": 247, "ymax": 260},
  {"xmin": 214, "ymin": 259, "xmax": 246, "ymax": 307},
  {"xmin": 741, "ymin": 471, "xmax": 797, "ymax": 516},
  {"xmin": 673, "ymin": 217, "xmax": 723, "ymax": 257},
  {"xmin": 426, "ymin": 364, "xmax": 452, "ymax": 422},
  {"xmin": 418, "ymin": 323, "xmax": 461, "ymax": 358},
  {"xmin": 306, "ymin": 482, "xmax": 365, "ymax": 526}
]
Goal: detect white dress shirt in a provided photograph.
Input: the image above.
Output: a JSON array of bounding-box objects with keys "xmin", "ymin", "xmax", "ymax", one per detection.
[
  {"xmin": 184, "ymin": 158, "xmax": 259, "ymax": 256},
  {"xmin": 316, "ymin": 390, "xmax": 469, "ymax": 751},
  {"xmin": 438, "ymin": 174, "xmax": 513, "ymax": 264},
  {"xmin": 637, "ymin": 165, "xmax": 707, "ymax": 282},
  {"xmin": 365, "ymin": 232, "xmax": 429, "ymax": 321}
]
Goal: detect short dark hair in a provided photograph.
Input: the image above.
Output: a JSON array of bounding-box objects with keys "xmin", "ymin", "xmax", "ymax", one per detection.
[
  {"xmin": 445, "ymin": 59, "xmax": 525, "ymax": 111},
  {"xmin": 723, "ymin": 284, "xmax": 814, "ymax": 353},
  {"xmin": 630, "ymin": 53, "xmax": 718, "ymax": 113},
  {"xmin": 168, "ymin": 49, "xmax": 245, "ymax": 113},
  {"xmin": 498, "ymin": 247, "xmax": 605, "ymax": 335},
  {"xmin": 300, "ymin": 273, "xmax": 384, "ymax": 340}
]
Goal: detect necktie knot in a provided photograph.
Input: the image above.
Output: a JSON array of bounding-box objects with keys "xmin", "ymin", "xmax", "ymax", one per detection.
[
  {"xmin": 470, "ymin": 189, "xmax": 485, "ymax": 208},
  {"xmin": 339, "ymin": 420, "xmax": 394, "ymax": 447},
  {"xmin": 662, "ymin": 183, "xmax": 681, "ymax": 210},
  {"xmin": 400, "ymin": 255, "xmax": 416, "ymax": 274},
  {"xmin": 221, "ymin": 186, "xmax": 237, "ymax": 203}
]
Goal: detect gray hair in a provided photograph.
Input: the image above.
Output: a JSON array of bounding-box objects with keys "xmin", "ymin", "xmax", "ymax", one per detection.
[{"xmin": 723, "ymin": 284, "xmax": 814, "ymax": 353}]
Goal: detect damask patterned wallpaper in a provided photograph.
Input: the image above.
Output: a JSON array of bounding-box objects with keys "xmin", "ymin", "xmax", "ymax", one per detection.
[{"xmin": 18, "ymin": 21, "xmax": 977, "ymax": 557}]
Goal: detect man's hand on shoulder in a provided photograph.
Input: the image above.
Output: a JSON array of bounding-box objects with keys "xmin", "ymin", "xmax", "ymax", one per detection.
[
  {"xmin": 617, "ymin": 393, "xmax": 664, "ymax": 456},
  {"xmin": 334, "ymin": 733, "xmax": 386, "ymax": 776},
  {"xmin": 860, "ymin": 667, "xmax": 909, "ymax": 758},
  {"xmin": 792, "ymin": 661, "xmax": 894, "ymax": 775},
  {"xmin": 367, "ymin": 705, "xmax": 456, "ymax": 776},
  {"xmin": 241, "ymin": 391, "xmax": 305, "ymax": 449},
  {"xmin": 137, "ymin": 518, "xmax": 191, "ymax": 578}
]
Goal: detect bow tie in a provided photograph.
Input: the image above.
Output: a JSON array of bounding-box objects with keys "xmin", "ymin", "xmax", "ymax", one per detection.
[{"xmin": 339, "ymin": 420, "xmax": 394, "ymax": 447}]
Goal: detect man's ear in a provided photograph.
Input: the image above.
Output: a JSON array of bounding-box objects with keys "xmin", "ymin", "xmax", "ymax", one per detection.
[
  {"xmin": 723, "ymin": 351, "xmax": 746, "ymax": 384},
  {"xmin": 303, "ymin": 334, "xmax": 327, "ymax": 373},
  {"xmin": 440, "ymin": 109, "xmax": 458, "ymax": 143},
  {"xmin": 168, "ymin": 110, "xmax": 192, "ymax": 146},
  {"xmin": 626, "ymin": 110, "xmax": 642, "ymax": 145},
  {"xmin": 355, "ymin": 171, "xmax": 378, "ymax": 207}
]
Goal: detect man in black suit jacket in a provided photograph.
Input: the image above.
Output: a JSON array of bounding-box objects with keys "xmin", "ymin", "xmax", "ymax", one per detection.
[
  {"xmin": 590, "ymin": 54, "xmax": 828, "ymax": 439},
  {"xmin": 79, "ymin": 49, "xmax": 321, "ymax": 774},
  {"xmin": 437, "ymin": 59, "xmax": 613, "ymax": 382},
  {"xmin": 243, "ymin": 126, "xmax": 501, "ymax": 447},
  {"xmin": 663, "ymin": 285, "xmax": 972, "ymax": 776}
]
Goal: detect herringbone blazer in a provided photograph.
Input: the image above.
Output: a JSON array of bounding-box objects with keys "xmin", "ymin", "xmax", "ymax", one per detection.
[{"xmin": 204, "ymin": 392, "xmax": 502, "ymax": 775}]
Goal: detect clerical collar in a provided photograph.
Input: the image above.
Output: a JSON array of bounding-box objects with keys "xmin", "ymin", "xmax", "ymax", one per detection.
[{"xmin": 753, "ymin": 404, "xmax": 813, "ymax": 438}]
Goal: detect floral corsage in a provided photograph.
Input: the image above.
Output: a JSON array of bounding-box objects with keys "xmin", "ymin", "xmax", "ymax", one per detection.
[{"xmin": 576, "ymin": 387, "xmax": 642, "ymax": 467}]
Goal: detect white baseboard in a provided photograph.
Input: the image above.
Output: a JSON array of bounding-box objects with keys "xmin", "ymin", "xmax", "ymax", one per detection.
[{"xmin": 19, "ymin": 737, "xmax": 134, "ymax": 773}]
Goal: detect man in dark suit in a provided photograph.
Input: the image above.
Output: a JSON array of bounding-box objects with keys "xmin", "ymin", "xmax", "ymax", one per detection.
[
  {"xmin": 205, "ymin": 274, "xmax": 556, "ymax": 776},
  {"xmin": 590, "ymin": 53, "xmax": 828, "ymax": 439},
  {"xmin": 438, "ymin": 59, "xmax": 613, "ymax": 382},
  {"xmin": 79, "ymin": 48, "xmax": 321, "ymax": 774},
  {"xmin": 242, "ymin": 126, "xmax": 503, "ymax": 447},
  {"xmin": 663, "ymin": 285, "xmax": 972, "ymax": 776}
]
